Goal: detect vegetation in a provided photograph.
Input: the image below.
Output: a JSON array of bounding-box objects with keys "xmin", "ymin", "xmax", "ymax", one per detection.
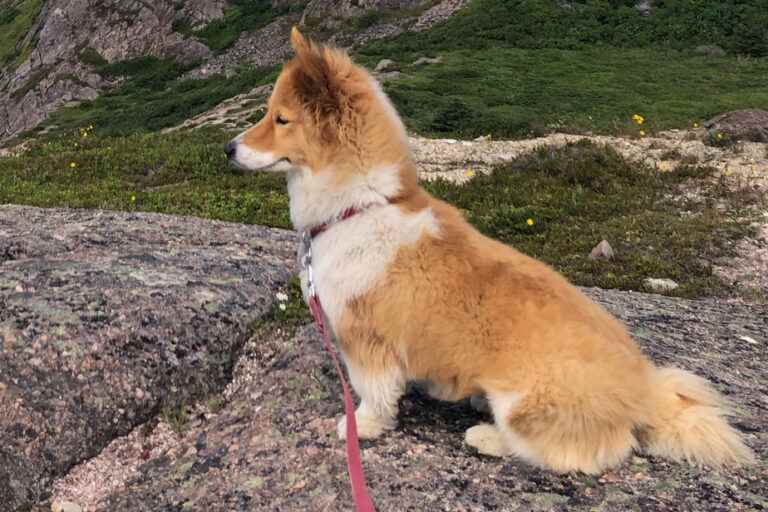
[
  {"xmin": 1, "ymin": 129, "xmax": 759, "ymax": 298},
  {"xmin": 377, "ymin": 47, "xmax": 768, "ymax": 139},
  {"xmin": 427, "ymin": 141, "xmax": 760, "ymax": 297},
  {"xmin": 360, "ymin": 0, "xmax": 768, "ymax": 58},
  {"xmin": 0, "ymin": 0, "xmax": 43, "ymax": 67},
  {"xmin": 356, "ymin": 0, "xmax": 768, "ymax": 139},
  {"xmin": 179, "ymin": 0, "xmax": 304, "ymax": 52},
  {"xmin": 37, "ymin": 58, "xmax": 278, "ymax": 137}
]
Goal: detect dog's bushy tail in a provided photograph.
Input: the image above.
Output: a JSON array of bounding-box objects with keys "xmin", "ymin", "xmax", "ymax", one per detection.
[{"xmin": 639, "ymin": 367, "xmax": 755, "ymax": 467}]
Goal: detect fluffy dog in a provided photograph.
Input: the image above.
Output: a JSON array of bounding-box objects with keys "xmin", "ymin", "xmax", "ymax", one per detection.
[{"xmin": 226, "ymin": 28, "xmax": 755, "ymax": 473}]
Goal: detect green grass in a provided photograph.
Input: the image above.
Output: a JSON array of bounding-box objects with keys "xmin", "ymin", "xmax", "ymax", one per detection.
[
  {"xmin": 359, "ymin": 0, "xmax": 768, "ymax": 58},
  {"xmin": 0, "ymin": 128, "xmax": 290, "ymax": 226},
  {"xmin": 0, "ymin": 0, "xmax": 43, "ymax": 67},
  {"xmin": 0, "ymin": 129, "xmax": 759, "ymax": 298},
  {"xmin": 372, "ymin": 46, "xmax": 768, "ymax": 139},
  {"xmin": 424, "ymin": 141, "xmax": 760, "ymax": 297}
]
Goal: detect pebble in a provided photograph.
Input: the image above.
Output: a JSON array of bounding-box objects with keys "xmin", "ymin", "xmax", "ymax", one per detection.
[
  {"xmin": 51, "ymin": 501, "xmax": 83, "ymax": 512},
  {"xmin": 643, "ymin": 278, "xmax": 679, "ymax": 292},
  {"xmin": 589, "ymin": 240, "xmax": 615, "ymax": 260}
]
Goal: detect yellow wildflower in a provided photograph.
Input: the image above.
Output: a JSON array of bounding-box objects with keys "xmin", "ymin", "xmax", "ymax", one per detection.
[
  {"xmin": 526, "ymin": 218, "xmax": 534, "ymax": 226},
  {"xmin": 639, "ymin": 130, "xmax": 646, "ymax": 137},
  {"xmin": 69, "ymin": 162, "xmax": 77, "ymax": 169},
  {"xmin": 693, "ymin": 122, "xmax": 700, "ymax": 129},
  {"xmin": 464, "ymin": 168, "xmax": 475, "ymax": 178},
  {"xmin": 632, "ymin": 114, "xmax": 645, "ymax": 125},
  {"xmin": 716, "ymin": 133, "xmax": 723, "ymax": 140},
  {"xmin": 130, "ymin": 195, "xmax": 136, "ymax": 202}
]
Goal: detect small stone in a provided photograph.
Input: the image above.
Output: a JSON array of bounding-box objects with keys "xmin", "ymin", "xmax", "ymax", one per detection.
[
  {"xmin": 135, "ymin": 387, "xmax": 145, "ymax": 400},
  {"xmin": 589, "ymin": 240, "xmax": 614, "ymax": 261},
  {"xmin": 694, "ymin": 44, "xmax": 726, "ymax": 57},
  {"xmin": 374, "ymin": 59, "xmax": 395, "ymax": 72},
  {"xmin": 375, "ymin": 70, "xmax": 402, "ymax": 83},
  {"xmin": 643, "ymin": 278, "xmax": 679, "ymax": 292},
  {"xmin": 52, "ymin": 501, "xmax": 83, "ymax": 512},
  {"xmin": 413, "ymin": 56, "xmax": 442, "ymax": 66},
  {"xmin": 738, "ymin": 335, "xmax": 758, "ymax": 345}
]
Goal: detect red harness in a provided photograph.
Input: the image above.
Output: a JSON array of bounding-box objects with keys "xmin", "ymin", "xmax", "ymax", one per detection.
[{"xmin": 304, "ymin": 206, "xmax": 376, "ymax": 512}]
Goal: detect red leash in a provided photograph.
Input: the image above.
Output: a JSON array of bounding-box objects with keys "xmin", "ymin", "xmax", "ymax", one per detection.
[{"xmin": 309, "ymin": 294, "xmax": 377, "ymax": 511}]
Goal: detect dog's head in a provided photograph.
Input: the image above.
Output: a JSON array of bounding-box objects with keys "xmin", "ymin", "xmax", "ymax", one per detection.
[{"xmin": 226, "ymin": 27, "xmax": 410, "ymax": 182}]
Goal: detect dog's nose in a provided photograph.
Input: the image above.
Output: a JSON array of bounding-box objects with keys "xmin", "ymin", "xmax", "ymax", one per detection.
[{"xmin": 224, "ymin": 141, "xmax": 237, "ymax": 159}]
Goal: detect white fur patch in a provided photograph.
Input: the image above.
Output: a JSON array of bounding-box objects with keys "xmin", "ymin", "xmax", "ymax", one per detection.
[
  {"xmin": 230, "ymin": 132, "xmax": 293, "ymax": 172},
  {"xmin": 287, "ymin": 164, "xmax": 403, "ymax": 230},
  {"xmin": 301, "ymin": 203, "xmax": 439, "ymax": 329},
  {"xmin": 336, "ymin": 357, "xmax": 405, "ymax": 439},
  {"xmin": 486, "ymin": 390, "xmax": 539, "ymax": 463}
]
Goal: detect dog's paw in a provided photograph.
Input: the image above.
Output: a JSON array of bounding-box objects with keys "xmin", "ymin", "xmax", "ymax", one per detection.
[
  {"xmin": 465, "ymin": 423, "xmax": 509, "ymax": 457},
  {"xmin": 337, "ymin": 413, "xmax": 394, "ymax": 440}
]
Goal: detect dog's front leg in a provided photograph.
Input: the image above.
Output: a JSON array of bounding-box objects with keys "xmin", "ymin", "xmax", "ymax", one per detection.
[{"xmin": 337, "ymin": 354, "xmax": 405, "ymax": 440}]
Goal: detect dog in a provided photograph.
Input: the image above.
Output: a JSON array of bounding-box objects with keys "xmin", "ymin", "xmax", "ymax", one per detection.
[{"xmin": 225, "ymin": 27, "xmax": 755, "ymax": 474}]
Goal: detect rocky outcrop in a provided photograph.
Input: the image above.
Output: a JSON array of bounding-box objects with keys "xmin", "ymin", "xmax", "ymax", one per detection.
[
  {"xmin": 0, "ymin": 0, "xmax": 226, "ymax": 142},
  {"xmin": 302, "ymin": 0, "xmax": 431, "ymax": 20},
  {"xmin": 48, "ymin": 279, "xmax": 768, "ymax": 511},
  {"xmin": 705, "ymin": 109, "xmax": 768, "ymax": 143},
  {"xmin": 0, "ymin": 206, "xmax": 295, "ymax": 511},
  {"xmin": 0, "ymin": 205, "xmax": 764, "ymax": 511},
  {"xmin": 186, "ymin": 0, "xmax": 469, "ymax": 79}
]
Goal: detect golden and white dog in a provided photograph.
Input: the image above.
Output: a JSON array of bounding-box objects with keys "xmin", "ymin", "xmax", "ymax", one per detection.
[{"xmin": 226, "ymin": 28, "xmax": 755, "ymax": 474}]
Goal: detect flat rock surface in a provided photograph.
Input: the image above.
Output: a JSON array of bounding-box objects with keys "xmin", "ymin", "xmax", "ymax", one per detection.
[
  {"xmin": 0, "ymin": 206, "xmax": 296, "ymax": 511},
  {"xmin": 49, "ymin": 290, "xmax": 768, "ymax": 510}
]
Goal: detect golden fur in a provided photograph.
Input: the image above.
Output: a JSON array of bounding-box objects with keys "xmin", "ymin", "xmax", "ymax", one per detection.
[{"xmin": 228, "ymin": 27, "xmax": 755, "ymax": 473}]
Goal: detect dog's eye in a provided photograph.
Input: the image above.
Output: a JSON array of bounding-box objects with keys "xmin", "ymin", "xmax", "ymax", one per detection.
[{"xmin": 276, "ymin": 115, "xmax": 289, "ymax": 125}]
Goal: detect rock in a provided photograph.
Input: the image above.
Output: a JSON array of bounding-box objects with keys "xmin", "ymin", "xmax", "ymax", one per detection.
[
  {"xmin": 643, "ymin": 277, "xmax": 680, "ymax": 292},
  {"xmin": 704, "ymin": 109, "xmax": 768, "ymax": 143},
  {"xmin": 163, "ymin": 40, "xmax": 212, "ymax": 67},
  {"xmin": 53, "ymin": 288, "xmax": 766, "ymax": 511},
  {"xmin": 589, "ymin": 239, "xmax": 614, "ymax": 260},
  {"xmin": 51, "ymin": 501, "xmax": 82, "ymax": 512},
  {"xmin": 413, "ymin": 56, "xmax": 442, "ymax": 66},
  {"xmin": 302, "ymin": 0, "xmax": 430, "ymax": 21},
  {"xmin": 0, "ymin": 206, "xmax": 295, "ymax": 511},
  {"xmin": 694, "ymin": 44, "xmax": 727, "ymax": 57},
  {"xmin": 2, "ymin": 206, "xmax": 765, "ymax": 511},
  {"xmin": 636, "ymin": 0, "xmax": 653, "ymax": 16},
  {"xmin": 374, "ymin": 70, "xmax": 402, "ymax": 82},
  {"xmin": 374, "ymin": 58, "xmax": 396, "ymax": 72}
]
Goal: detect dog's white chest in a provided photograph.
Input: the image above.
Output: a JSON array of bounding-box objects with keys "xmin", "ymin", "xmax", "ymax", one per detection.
[{"xmin": 296, "ymin": 206, "xmax": 439, "ymax": 330}]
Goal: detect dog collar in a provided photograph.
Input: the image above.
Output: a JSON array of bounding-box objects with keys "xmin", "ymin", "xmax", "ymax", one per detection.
[{"xmin": 308, "ymin": 206, "xmax": 366, "ymax": 239}]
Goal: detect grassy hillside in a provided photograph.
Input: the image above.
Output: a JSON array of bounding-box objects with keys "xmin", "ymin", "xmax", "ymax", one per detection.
[
  {"xmin": 356, "ymin": 0, "xmax": 768, "ymax": 138},
  {"xmin": 20, "ymin": 0, "xmax": 768, "ymax": 141}
]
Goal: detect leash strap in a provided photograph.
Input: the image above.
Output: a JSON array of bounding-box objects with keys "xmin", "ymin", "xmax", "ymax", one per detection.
[{"xmin": 309, "ymin": 295, "xmax": 377, "ymax": 512}]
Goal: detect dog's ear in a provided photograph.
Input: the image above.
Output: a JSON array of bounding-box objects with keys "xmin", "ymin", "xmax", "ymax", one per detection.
[{"xmin": 290, "ymin": 26, "xmax": 351, "ymax": 142}]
